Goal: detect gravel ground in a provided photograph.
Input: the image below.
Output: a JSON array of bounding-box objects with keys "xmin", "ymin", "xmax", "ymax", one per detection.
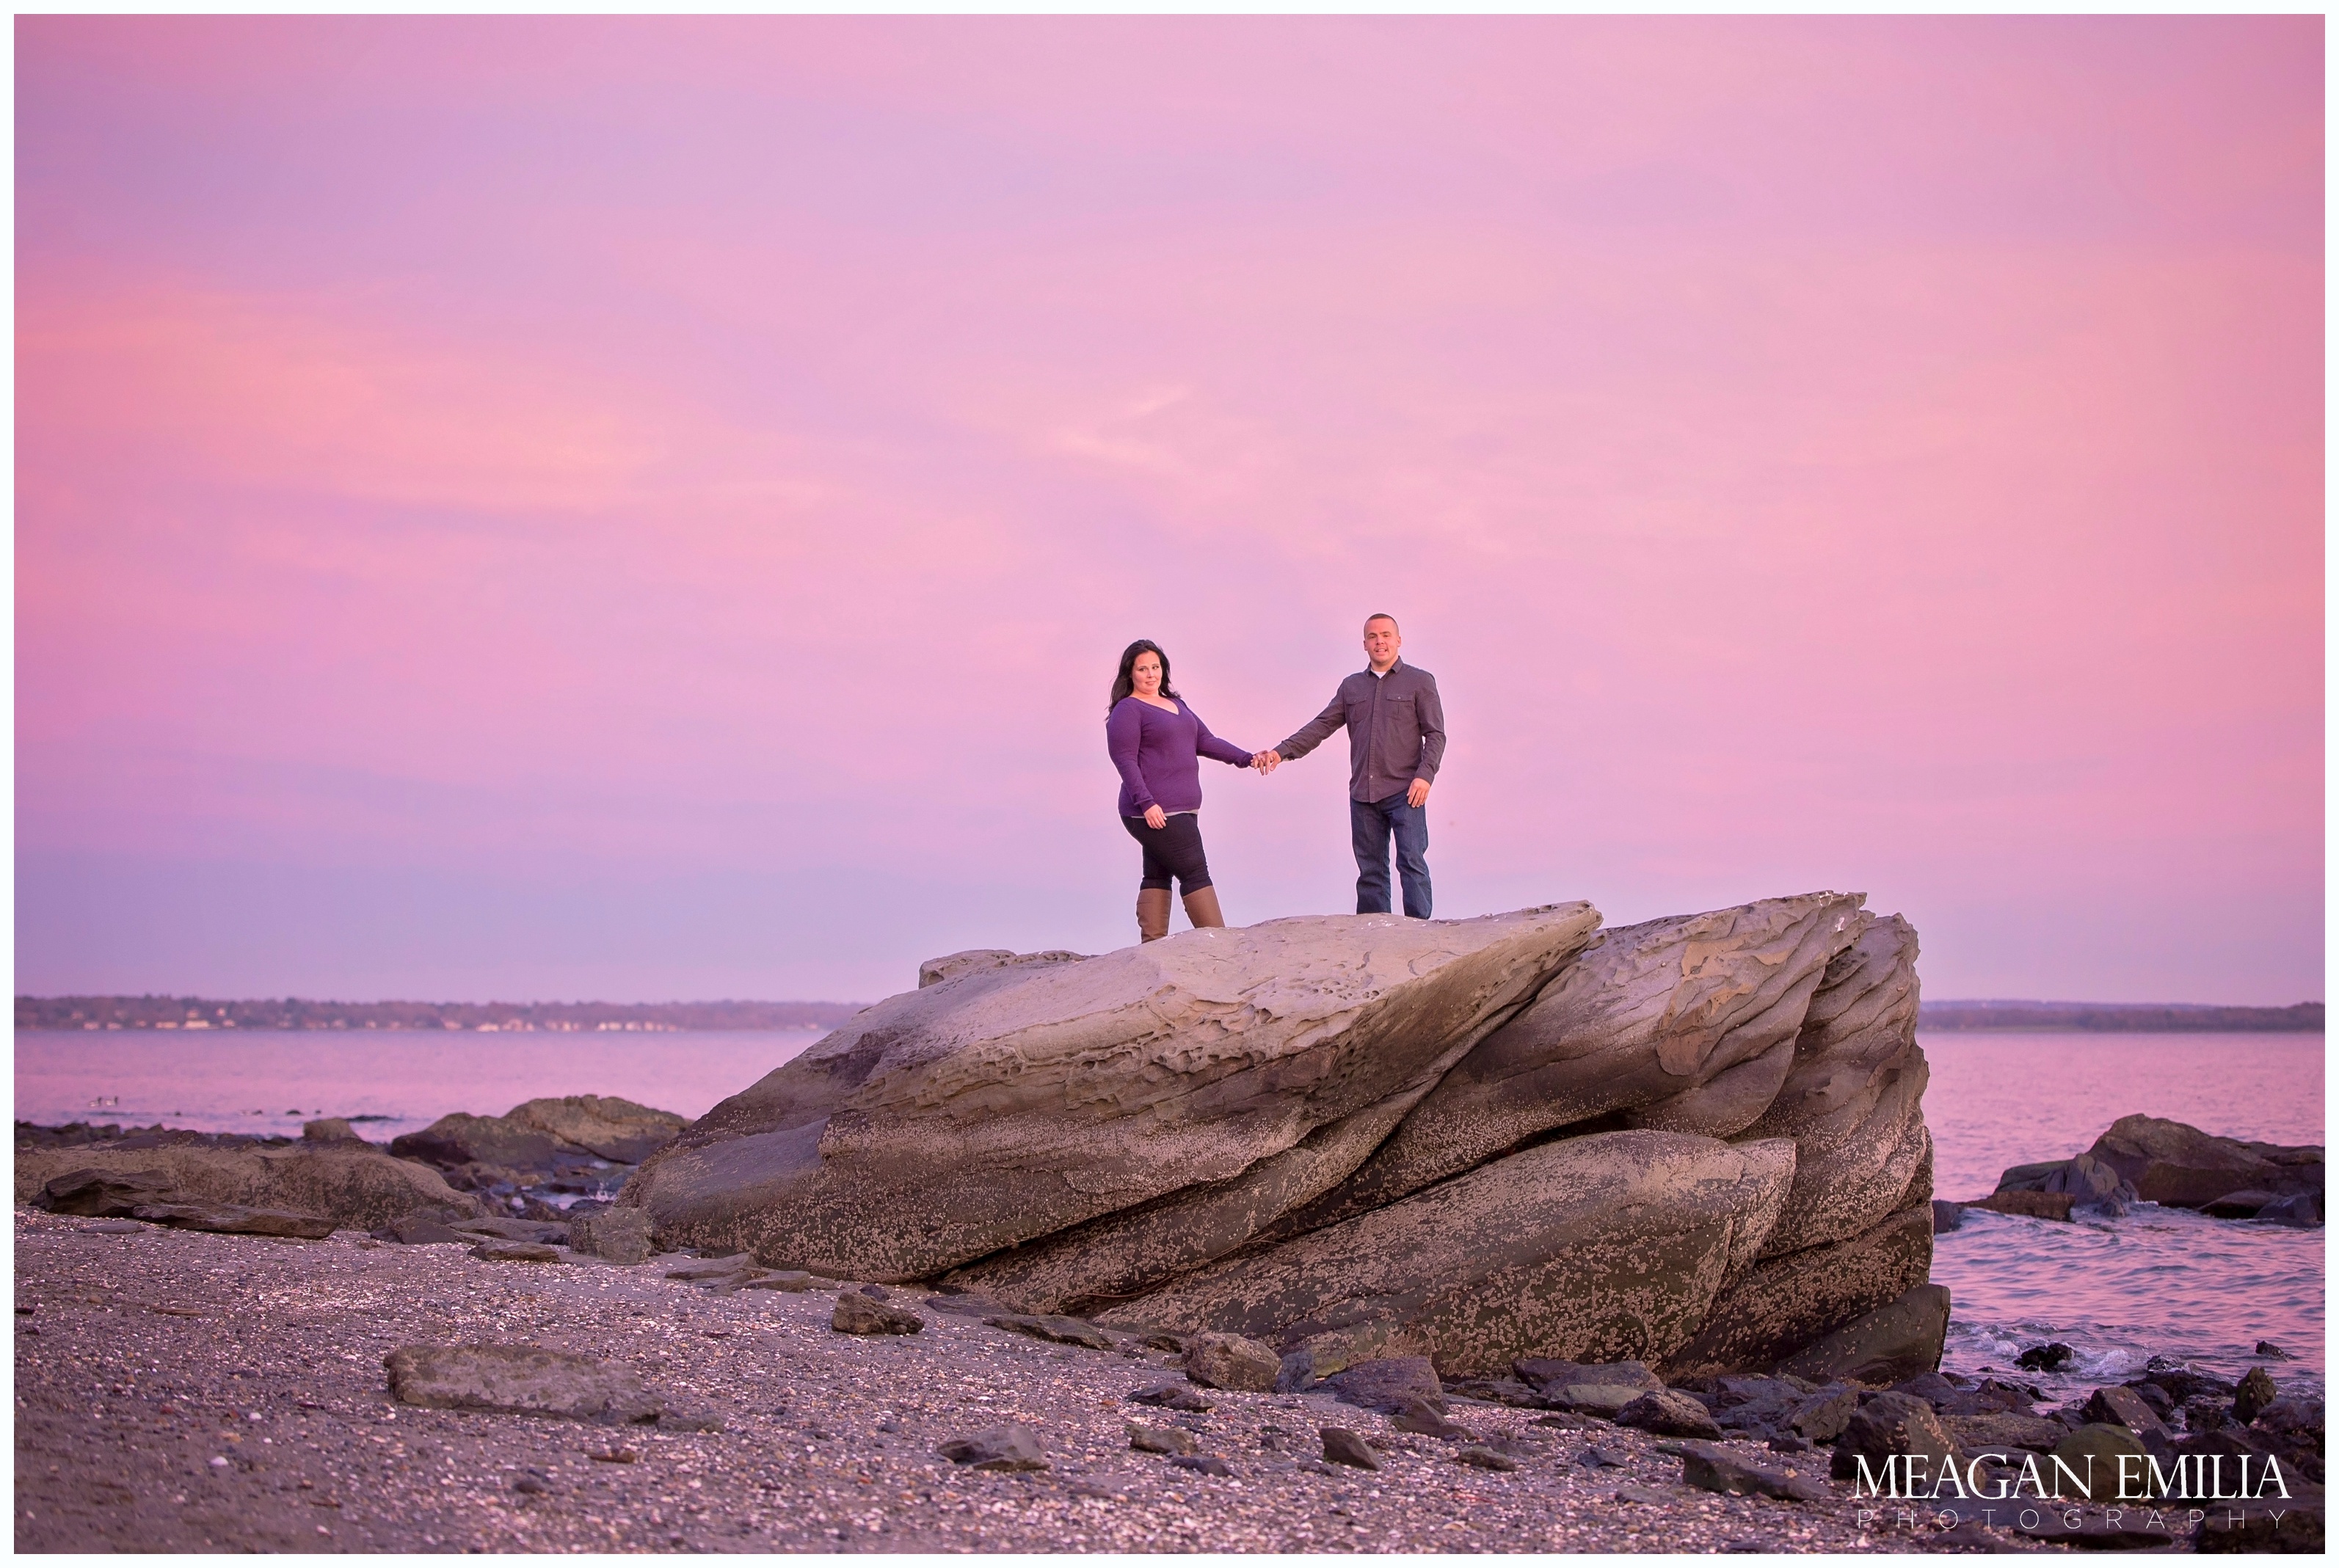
[{"xmin": 15, "ymin": 1206, "xmax": 2031, "ymax": 1554}]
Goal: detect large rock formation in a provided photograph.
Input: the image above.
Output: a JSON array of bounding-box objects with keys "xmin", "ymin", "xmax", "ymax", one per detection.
[{"xmin": 619, "ymin": 891, "xmax": 1935, "ymax": 1377}]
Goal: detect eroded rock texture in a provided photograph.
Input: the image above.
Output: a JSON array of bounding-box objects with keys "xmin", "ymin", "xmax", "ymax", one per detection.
[
  {"xmin": 627, "ymin": 905, "xmax": 1601, "ymax": 1279},
  {"xmin": 617, "ymin": 891, "xmax": 1933, "ymax": 1376}
]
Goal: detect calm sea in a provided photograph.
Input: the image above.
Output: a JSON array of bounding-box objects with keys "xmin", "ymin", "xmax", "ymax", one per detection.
[{"xmin": 12, "ymin": 1025, "xmax": 2322, "ymax": 1393}]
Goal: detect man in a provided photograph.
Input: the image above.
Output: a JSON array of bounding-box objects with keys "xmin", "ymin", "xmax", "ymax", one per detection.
[{"xmin": 1256, "ymin": 614, "xmax": 1445, "ymax": 918}]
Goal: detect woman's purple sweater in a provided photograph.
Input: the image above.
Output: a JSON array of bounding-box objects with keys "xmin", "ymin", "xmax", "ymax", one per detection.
[{"xmin": 1106, "ymin": 696, "xmax": 1253, "ymax": 818}]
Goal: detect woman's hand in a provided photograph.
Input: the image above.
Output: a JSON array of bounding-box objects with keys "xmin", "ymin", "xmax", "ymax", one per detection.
[{"xmin": 1143, "ymin": 804, "xmax": 1167, "ymax": 830}]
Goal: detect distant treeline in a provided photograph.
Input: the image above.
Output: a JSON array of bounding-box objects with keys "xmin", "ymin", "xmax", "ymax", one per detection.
[
  {"xmin": 14, "ymin": 995, "xmax": 867, "ymax": 1034},
  {"xmin": 1919, "ymin": 999, "xmax": 2323, "ymax": 1033}
]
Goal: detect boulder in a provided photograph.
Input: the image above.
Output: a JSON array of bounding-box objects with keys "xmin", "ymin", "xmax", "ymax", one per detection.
[
  {"xmin": 384, "ymin": 1344, "xmax": 716, "ymax": 1429},
  {"xmin": 1263, "ymin": 894, "xmax": 1867, "ymax": 1239},
  {"xmin": 1094, "ymin": 1129, "xmax": 1795, "ymax": 1378},
  {"xmin": 1775, "ymin": 1283, "xmax": 1950, "ymax": 1386},
  {"xmin": 1182, "ymin": 1332, "xmax": 1280, "ymax": 1392},
  {"xmin": 503, "ymin": 1096, "xmax": 685, "ymax": 1165},
  {"xmin": 302, "ymin": 1118, "xmax": 363, "ymax": 1143},
  {"xmin": 16, "ymin": 1143, "xmax": 481, "ymax": 1230},
  {"xmin": 2083, "ymin": 1385, "xmax": 2170, "ymax": 1443},
  {"xmin": 1994, "ymin": 1151, "xmax": 2136, "ymax": 1208},
  {"xmin": 2081, "ymin": 1116, "xmax": 2323, "ymax": 1211},
  {"xmin": 625, "ymin": 905, "xmax": 1601, "ymax": 1280}
]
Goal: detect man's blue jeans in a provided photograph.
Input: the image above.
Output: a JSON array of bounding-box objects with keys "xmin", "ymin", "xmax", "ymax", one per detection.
[{"xmin": 1351, "ymin": 791, "xmax": 1432, "ymax": 918}]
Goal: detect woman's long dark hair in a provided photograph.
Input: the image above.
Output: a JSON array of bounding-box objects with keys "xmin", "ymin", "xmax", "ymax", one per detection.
[{"xmin": 1109, "ymin": 639, "xmax": 1179, "ymax": 713}]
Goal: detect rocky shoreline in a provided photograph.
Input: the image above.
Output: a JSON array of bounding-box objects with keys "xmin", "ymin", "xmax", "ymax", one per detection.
[{"xmin": 14, "ymin": 894, "xmax": 2328, "ymax": 1553}]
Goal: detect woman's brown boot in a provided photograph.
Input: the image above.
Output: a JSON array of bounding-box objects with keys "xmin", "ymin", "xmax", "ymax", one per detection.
[
  {"xmin": 1181, "ymin": 885, "xmax": 1226, "ymax": 930},
  {"xmin": 1136, "ymin": 888, "xmax": 1173, "ymax": 943}
]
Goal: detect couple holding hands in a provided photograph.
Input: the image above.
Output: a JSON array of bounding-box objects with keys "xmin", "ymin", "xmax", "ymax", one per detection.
[{"xmin": 1105, "ymin": 613, "xmax": 1446, "ymax": 944}]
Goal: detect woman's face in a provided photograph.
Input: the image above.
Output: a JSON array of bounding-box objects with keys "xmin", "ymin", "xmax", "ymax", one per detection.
[{"xmin": 1131, "ymin": 651, "xmax": 1163, "ymax": 696}]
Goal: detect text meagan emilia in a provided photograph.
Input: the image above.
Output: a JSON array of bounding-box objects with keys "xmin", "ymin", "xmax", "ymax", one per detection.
[{"xmin": 1849, "ymin": 1450, "xmax": 2291, "ymax": 1503}]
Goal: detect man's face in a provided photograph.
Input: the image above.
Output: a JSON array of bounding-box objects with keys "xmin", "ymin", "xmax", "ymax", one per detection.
[{"xmin": 1363, "ymin": 618, "xmax": 1400, "ymax": 668}]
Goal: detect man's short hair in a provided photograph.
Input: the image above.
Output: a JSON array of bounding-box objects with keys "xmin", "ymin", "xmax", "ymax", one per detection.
[{"xmin": 1364, "ymin": 613, "xmax": 1400, "ymax": 632}]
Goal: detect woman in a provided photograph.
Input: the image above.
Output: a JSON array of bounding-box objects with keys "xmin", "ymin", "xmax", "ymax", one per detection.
[{"xmin": 1105, "ymin": 639, "xmax": 1259, "ymax": 943}]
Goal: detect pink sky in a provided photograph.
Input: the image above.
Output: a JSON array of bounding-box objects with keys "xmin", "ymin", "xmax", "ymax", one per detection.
[{"xmin": 16, "ymin": 17, "xmax": 2322, "ymax": 1004}]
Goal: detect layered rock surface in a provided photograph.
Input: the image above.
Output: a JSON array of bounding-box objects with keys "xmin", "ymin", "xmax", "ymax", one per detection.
[{"xmin": 618, "ymin": 891, "xmax": 1936, "ymax": 1377}]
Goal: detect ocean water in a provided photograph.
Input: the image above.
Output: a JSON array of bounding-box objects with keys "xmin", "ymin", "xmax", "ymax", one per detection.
[
  {"xmin": 1921, "ymin": 1029, "xmax": 2323, "ymax": 1398},
  {"xmin": 12, "ymin": 1024, "xmax": 2323, "ymax": 1396},
  {"xmin": 10, "ymin": 1029, "xmax": 821, "ymax": 1141}
]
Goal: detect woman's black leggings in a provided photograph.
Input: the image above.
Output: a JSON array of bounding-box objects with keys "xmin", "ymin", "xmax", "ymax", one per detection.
[{"xmin": 1123, "ymin": 813, "xmax": 1212, "ymax": 895}]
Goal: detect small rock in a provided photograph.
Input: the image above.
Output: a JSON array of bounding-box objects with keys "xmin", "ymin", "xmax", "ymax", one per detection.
[
  {"xmin": 383, "ymin": 1213, "xmax": 473, "ymax": 1245},
  {"xmin": 1182, "ymin": 1332, "xmax": 1281, "ymax": 1392},
  {"xmin": 1127, "ymin": 1423, "xmax": 1197, "ymax": 1456},
  {"xmin": 130, "ymin": 1202, "xmax": 337, "ymax": 1240},
  {"xmin": 1515, "ymin": 1358, "xmax": 1663, "ymax": 1397},
  {"xmin": 858, "ymin": 1283, "xmax": 890, "ymax": 1299},
  {"xmin": 302, "ymin": 1119, "xmax": 361, "ymax": 1143},
  {"xmin": 830, "ymin": 1292, "xmax": 923, "ymax": 1336},
  {"xmin": 79, "ymin": 1220, "xmax": 150, "ymax": 1236},
  {"xmin": 2045, "ymin": 1424, "xmax": 2147, "ymax": 1500},
  {"xmin": 1615, "ymin": 1389, "xmax": 1723, "ymax": 1440},
  {"xmin": 1931, "ymin": 1200, "xmax": 1965, "ymax": 1233},
  {"xmin": 1832, "ymin": 1391, "xmax": 1956, "ymax": 1477},
  {"xmin": 1615, "ymin": 1484, "xmax": 1670, "ymax": 1505},
  {"xmin": 1325, "ymin": 1356, "xmax": 1445, "ymax": 1413},
  {"xmin": 2252, "ymin": 1195, "xmax": 2320, "ymax": 1226},
  {"xmin": 1892, "ymin": 1371, "xmax": 1961, "ymax": 1409},
  {"xmin": 383, "ymin": 1344, "xmax": 687, "ymax": 1426},
  {"xmin": 452, "ymin": 1217, "xmax": 569, "ymax": 1244},
  {"xmin": 1578, "ymin": 1445, "xmax": 1630, "ymax": 1469},
  {"xmin": 2013, "ymin": 1343, "xmax": 2074, "ymax": 1372},
  {"xmin": 1391, "ymin": 1394, "xmax": 1469, "ymax": 1440},
  {"xmin": 2233, "ymin": 1367, "xmax": 2278, "ymax": 1423},
  {"xmin": 739, "ymin": 1271, "xmax": 820, "ymax": 1292},
  {"xmin": 1662, "ymin": 1439, "xmax": 1830, "ymax": 1502},
  {"xmin": 1319, "ymin": 1427, "xmax": 1381, "ymax": 1470},
  {"xmin": 1169, "ymin": 1454, "xmax": 1232, "ymax": 1476},
  {"xmin": 567, "ymin": 1208, "xmax": 655, "ymax": 1265},
  {"xmin": 1767, "ymin": 1432, "xmax": 1813, "ymax": 1453},
  {"xmin": 470, "ymin": 1241, "xmax": 561, "ymax": 1263},
  {"xmin": 986, "ymin": 1313, "xmax": 1116, "ymax": 1352},
  {"xmin": 2255, "ymin": 1341, "xmax": 2291, "ymax": 1360},
  {"xmin": 37, "ymin": 1167, "xmax": 176, "ymax": 1217},
  {"xmin": 1455, "ymin": 1445, "xmax": 1518, "ymax": 1472},
  {"xmin": 1274, "ymin": 1349, "xmax": 1319, "ymax": 1394},
  {"xmin": 937, "ymin": 1424, "xmax": 1047, "ymax": 1471},
  {"xmin": 1127, "ymin": 1381, "xmax": 1213, "ymax": 1412},
  {"xmin": 512, "ymin": 1473, "xmax": 549, "ymax": 1494},
  {"xmin": 2081, "ymin": 1384, "xmax": 2169, "ymax": 1441},
  {"xmin": 666, "ymin": 1258, "xmax": 756, "ymax": 1283}
]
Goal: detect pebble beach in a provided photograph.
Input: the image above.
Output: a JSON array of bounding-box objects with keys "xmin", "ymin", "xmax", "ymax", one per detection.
[{"xmin": 17, "ymin": 1206, "xmax": 1925, "ymax": 1556}]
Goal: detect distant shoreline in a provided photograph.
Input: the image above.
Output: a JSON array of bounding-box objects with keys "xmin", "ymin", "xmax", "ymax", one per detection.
[
  {"xmin": 11, "ymin": 996, "xmax": 866, "ymax": 1034},
  {"xmin": 1918, "ymin": 1000, "xmax": 2322, "ymax": 1032}
]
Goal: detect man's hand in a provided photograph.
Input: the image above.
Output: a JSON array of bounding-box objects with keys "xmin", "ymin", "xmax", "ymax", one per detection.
[
  {"xmin": 1405, "ymin": 778, "xmax": 1430, "ymax": 809},
  {"xmin": 1143, "ymin": 804, "xmax": 1168, "ymax": 829},
  {"xmin": 1253, "ymin": 750, "xmax": 1281, "ymax": 775}
]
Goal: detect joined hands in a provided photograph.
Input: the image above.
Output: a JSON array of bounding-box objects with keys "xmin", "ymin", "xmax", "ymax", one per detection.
[{"xmin": 1251, "ymin": 750, "xmax": 1282, "ymax": 775}]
